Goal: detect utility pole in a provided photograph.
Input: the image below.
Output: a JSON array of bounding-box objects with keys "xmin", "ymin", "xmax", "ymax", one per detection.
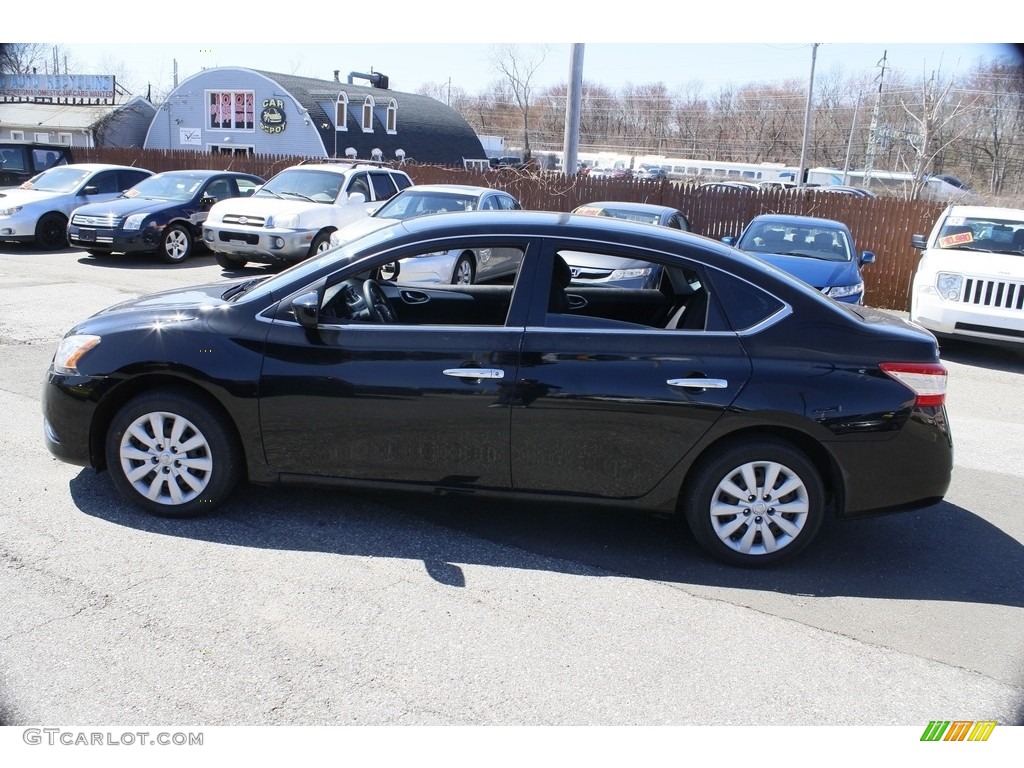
[
  {"xmin": 562, "ymin": 44, "xmax": 584, "ymax": 177},
  {"xmin": 842, "ymin": 93, "xmax": 861, "ymax": 185},
  {"xmin": 796, "ymin": 43, "xmax": 819, "ymax": 189},
  {"xmin": 864, "ymin": 51, "xmax": 888, "ymax": 190}
]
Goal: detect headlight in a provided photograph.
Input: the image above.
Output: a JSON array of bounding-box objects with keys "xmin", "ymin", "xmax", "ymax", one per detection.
[
  {"xmin": 0, "ymin": 205, "xmax": 23, "ymax": 216},
  {"xmin": 825, "ymin": 282, "xmax": 864, "ymax": 299},
  {"xmin": 936, "ymin": 272, "xmax": 963, "ymax": 300},
  {"xmin": 608, "ymin": 267, "xmax": 651, "ymax": 281},
  {"xmin": 53, "ymin": 335, "xmax": 101, "ymax": 374},
  {"xmin": 122, "ymin": 213, "xmax": 148, "ymax": 231},
  {"xmin": 268, "ymin": 213, "xmax": 299, "ymax": 229}
]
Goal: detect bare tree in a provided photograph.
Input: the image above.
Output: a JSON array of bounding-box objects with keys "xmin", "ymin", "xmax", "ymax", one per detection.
[
  {"xmin": 488, "ymin": 44, "xmax": 549, "ymax": 160},
  {"xmin": 0, "ymin": 43, "xmax": 51, "ymax": 74}
]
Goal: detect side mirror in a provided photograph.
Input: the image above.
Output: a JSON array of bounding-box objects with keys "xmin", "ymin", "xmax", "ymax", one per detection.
[
  {"xmin": 199, "ymin": 195, "xmax": 216, "ymax": 205},
  {"xmin": 860, "ymin": 250, "xmax": 876, "ymax": 265},
  {"xmin": 910, "ymin": 234, "xmax": 928, "ymax": 250},
  {"xmin": 291, "ymin": 291, "xmax": 321, "ymax": 330},
  {"xmin": 82, "ymin": 185, "xmax": 99, "ymax": 195},
  {"xmin": 347, "ymin": 192, "xmax": 366, "ymax": 205},
  {"xmin": 721, "ymin": 236, "xmax": 735, "ymax": 246},
  {"xmin": 379, "ymin": 261, "xmax": 400, "ymax": 280}
]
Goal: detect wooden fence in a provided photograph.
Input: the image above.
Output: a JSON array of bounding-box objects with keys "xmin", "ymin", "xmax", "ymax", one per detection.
[{"xmin": 75, "ymin": 147, "xmax": 948, "ymax": 311}]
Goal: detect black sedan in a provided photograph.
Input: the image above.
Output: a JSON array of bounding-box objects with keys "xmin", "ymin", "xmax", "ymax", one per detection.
[
  {"xmin": 42, "ymin": 211, "xmax": 952, "ymax": 567},
  {"xmin": 67, "ymin": 170, "xmax": 265, "ymax": 263}
]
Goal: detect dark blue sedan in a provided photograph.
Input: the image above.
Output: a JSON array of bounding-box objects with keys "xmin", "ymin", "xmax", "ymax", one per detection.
[
  {"xmin": 67, "ymin": 170, "xmax": 264, "ymax": 264},
  {"xmin": 724, "ymin": 214, "xmax": 876, "ymax": 304}
]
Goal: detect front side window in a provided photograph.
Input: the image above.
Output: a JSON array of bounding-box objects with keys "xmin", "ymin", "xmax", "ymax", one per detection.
[{"xmin": 209, "ymin": 91, "xmax": 255, "ymax": 130}]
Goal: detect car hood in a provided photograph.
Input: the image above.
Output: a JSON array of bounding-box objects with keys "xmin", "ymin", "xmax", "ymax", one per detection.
[
  {"xmin": 754, "ymin": 252, "xmax": 860, "ymax": 287},
  {"xmin": 73, "ymin": 197, "xmax": 178, "ymax": 217},
  {"xmin": 0, "ymin": 187, "xmax": 69, "ymax": 206},
  {"xmin": 921, "ymin": 247, "xmax": 1024, "ymax": 275},
  {"xmin": 68, "ymin": 280, "xmax": 246, "ymax": 336},
  {"xmin": 211, "ymin": 196, "xmax": 346, "ymax": 216}
]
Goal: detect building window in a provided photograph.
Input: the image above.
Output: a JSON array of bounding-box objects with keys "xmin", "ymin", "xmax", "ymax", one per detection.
[
  {"xmin": 11, "ymin": 130, "xmax": 24, "ymax": 140},
  {"xmin": 362, "ymin": 96, "xmax": 374, "ymax": 133},
  {"xmin": 34, "ymin": 132, "xmax": 49, "ymax": 142},
  {"xmin": 386, "ymin": 99, "xmax": 397, "ymax": 134},
  {"xmin": 208, "ymin": 144, "xmax": 254, "ymax": 156},
  {"xmin": 58, "ymin": 133, "xmax": 73, "ymax": 145},
  {"xmin": 208, "ymin": 91, "xmax": 255, "ymax": 130},
  {"xmin": 335, "ymin": 93, "xmax": 348, "ymax": 131}
]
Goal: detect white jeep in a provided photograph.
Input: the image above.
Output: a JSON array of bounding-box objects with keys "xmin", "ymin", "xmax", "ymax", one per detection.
[{"xmin": 202, "ymin": 160, "xmax": 413, "ymax": 268}]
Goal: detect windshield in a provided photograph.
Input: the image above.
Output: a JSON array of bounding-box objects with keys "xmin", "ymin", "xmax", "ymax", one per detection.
[
  {"xmin": 937, "ymin": 215, "xmax": 1024, "ymax": 254},
  {"xmin": 124, "ymin": 173, "xmax": 205, "ymax": 201},
  {"xmin": 374, "ymin": 191, "xmax": 478, "ymax": 220},
  {"xmin": 738, "ymin": 222, "xmax": 853, "ymax": 262},
  {"xmin": 21, "ymin": 166, "xmax": 91, "ymax": 193},
  {"xmin": 256, "ymin": 169, "xmax": 342, "ymax": 203}
]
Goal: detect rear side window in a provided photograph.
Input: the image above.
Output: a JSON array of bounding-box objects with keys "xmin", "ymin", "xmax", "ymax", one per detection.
[
  {"xmin": 392, "ymin": 173, "xmax": 413, "ymax": 192},
  {"xmin": 368, "ymin": 172, "xmax": 398, "ymax": 202},
  {"xmin": 710, "ymin": 270, "xmax": 786, "ymax": 331}
]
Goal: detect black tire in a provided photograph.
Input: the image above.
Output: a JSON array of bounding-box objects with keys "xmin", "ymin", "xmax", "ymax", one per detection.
[
  {"xmin": 104, "ymin": 390, "xmax": 242, "ymax": 517},
  {"xmin": 682, "ymin": 439, "xmax": 824, "ymax": 567},
  {"xmin": 215, "ymin": 252, "xmax": 246, "ymax": 270},
  {"xmin": 34, "ymin": 212, "xmax": 68, "ymax": 250},
  {"xmin": 159, "ymin": 223, "xmax": 193, "ymax": 263},
  {"xmin": 451, "ymin": 252, "xmax": 476, "ymax": 284},
  {"xmin": 308, "ymin": 231, "xmax": 333, "ymax": 259}
]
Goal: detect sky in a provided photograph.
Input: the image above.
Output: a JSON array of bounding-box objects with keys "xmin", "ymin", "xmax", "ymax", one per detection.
[{"xmin": 14, "ymin": 2, "xmax": 1019, "ymax": 99}]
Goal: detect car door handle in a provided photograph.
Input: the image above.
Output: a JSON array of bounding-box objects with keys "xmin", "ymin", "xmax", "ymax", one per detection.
[
  {"xmin": 667, "ymin": 378, "xmax": 729, "ymax": 389},
  {"xmin": 443, "ymin": 368, "xmax": 505, "ymax": 380}
]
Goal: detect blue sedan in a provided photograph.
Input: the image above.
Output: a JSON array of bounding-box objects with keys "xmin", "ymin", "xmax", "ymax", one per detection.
[{"xmin": 724, "ymin": 214, "xmax": 876, "ymax": 304}]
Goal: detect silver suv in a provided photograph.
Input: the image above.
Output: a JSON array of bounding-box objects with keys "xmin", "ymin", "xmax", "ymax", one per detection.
[{"xmin": 202, "ymin": 160, "xmax": 413, "ymax": 268}]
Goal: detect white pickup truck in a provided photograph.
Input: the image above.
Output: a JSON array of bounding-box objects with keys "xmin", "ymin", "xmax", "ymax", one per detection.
[{"xmin": 202, "ymin": 159, "xmax": 413, "ymax": 268}]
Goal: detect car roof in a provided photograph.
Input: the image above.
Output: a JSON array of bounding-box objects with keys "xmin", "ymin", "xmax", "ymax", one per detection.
[
  {"xmin": 396, "ymin": 184, "xmax": 503, "ymax": 196},
  {"xmin": 747, "ymin": 213, "xmax": 850, "ymax": 230},
  {"xmin": 944, "ymin": 204, "xmax": 1024, "ymax": 220},
  {"xmin": 575, "ymin": 200, "xmax": 680, "ymax": 215},
  {"xmin": 287, "ymin": 163, "xmax": 406, "ymax": 174},
  {"xmin": 41, "ymin": 163, "xmax": 146, "ymax": 172},
  {"xmin": 147, "ymin": 169, "xmax": 259, "ymax": 179}
]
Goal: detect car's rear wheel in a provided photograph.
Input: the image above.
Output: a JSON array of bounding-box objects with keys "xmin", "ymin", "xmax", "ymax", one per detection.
[
  {"xmin": 683, "ymin": 439, "xmax": 824, "ymax": 567},
  {"xmin": 159, "ymin": 224, "xmax": 193, "ymax": 263},
  {"xmin": 452, "ymin": 253, "xmax": 476, "ymax": 284},
  {"xmin": 34, "ymin": 212, "xmax": 68, "ymax": 250},
  {"xmin": 215, "ymin": 252, "xmax": 246, "ymax": 270},
  {"xmin": 105, "ymin": 390, "xmax": 242, "ymax": 517}
]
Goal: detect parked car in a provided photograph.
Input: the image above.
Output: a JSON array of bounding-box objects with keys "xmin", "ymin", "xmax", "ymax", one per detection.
[
  {"xmin": 910, "ymin": 204, "xmax": 1024, "ymax": 346},
  {"xmin": 67, "ymin": 170, "xmax": 265, "ymax": 264},
  {"xmin": 0, "ymin": 140, "xmax": 74, "ymax": 188},
  {"xmin": 42, "ymin": 210, "xmax": 951, "ymax": 567},
  {"xmin": 202, "ymin": 159, "xmax": 413, "ymax": 269},
  {"xmin": 636, "ymin": 166, "xmax": 668, "ymax": 181},
  {"xmin": 561, "ymin": 201, "xmax": 691, "ymax": 288},
  {"xmin": 697, "ymin": 181, "xmax": 760, "ymax": 193},
  {"xmin": 0, "ymin": 164, "xmax": 153, "ymax": 250},
  {"xmin": 329, "ymin": 184, "xmax": 523, "ymax": 284},
  {"xmin": 724, "ymin": 214, "xmax": 876, "ymax": 305}
]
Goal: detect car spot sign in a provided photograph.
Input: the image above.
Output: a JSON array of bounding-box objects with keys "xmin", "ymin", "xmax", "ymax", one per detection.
[
  {"xmin": 260, "ymin": 99, "xmax": 287, "ymax": 134},
  {"xmin": 939, "ymin": 231, "xmax": 973, "ymax": 247}
]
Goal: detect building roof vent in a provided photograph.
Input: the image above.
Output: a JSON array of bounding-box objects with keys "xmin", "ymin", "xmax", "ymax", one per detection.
[{"xmin": 347, "ymin": 71, "xmax": 389, "ymax": 90}]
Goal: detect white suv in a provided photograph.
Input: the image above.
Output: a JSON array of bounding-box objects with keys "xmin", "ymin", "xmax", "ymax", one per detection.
[
  {"xmin": 203, "ymin": 160, "xmax": 412, "ymax": 268},
  {"xmin": 910, "ymin": 204, "xmax": 1024, "ymax": 346}
]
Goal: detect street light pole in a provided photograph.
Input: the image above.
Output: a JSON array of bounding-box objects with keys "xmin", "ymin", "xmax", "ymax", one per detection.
[{"xmin": 796, "ymin": 43, "xmax": 819, "ymax": 189}]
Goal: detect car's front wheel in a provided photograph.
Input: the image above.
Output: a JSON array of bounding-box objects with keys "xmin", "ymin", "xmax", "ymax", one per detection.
[
  {"xmin": 683, "ymin": 439, "xmax": 824, "ymax": 567},
  {"xmin": 105, "ymin": 390, "xmax": 242, "ymax": 517},
  {"xmin": 308, "ymin": 231, "xmax": 333, "ymax": 258},
  {"xmin": 159, "ymin": 224, "xmax": 193, "ymax": 263},
  {"xmin": 35, "ymin": 212, "xmax": 68, "ymax": 250},
  {"xmin": 451, "ymin": 252, "xmax": 476, "ymax": 284}
]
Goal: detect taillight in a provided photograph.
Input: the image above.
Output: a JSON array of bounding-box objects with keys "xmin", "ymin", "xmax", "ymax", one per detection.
[{"xmin": 879, "ymin": 362, "xmax": 947, "ymax": 407}]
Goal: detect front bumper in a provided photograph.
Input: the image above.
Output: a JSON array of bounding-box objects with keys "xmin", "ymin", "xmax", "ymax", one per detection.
[
  {"xmin": 67, "ymin": 223, "xmax": 159, "ymax": 254},
  {"xmin": 203, "ymin": 224, "xmax": 317, "ymax": 263},
  {"xmin": 912, "ymin": 292, "xmax": 1024, "ymax": 344}
]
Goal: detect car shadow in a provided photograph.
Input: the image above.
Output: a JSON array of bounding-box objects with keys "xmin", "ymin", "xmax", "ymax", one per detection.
[
  {"xmin": 938, "ymin": 337, "xmax": 1024, "ymax": 372},
  {"xmin": 68, "ymin": 470, "xmax": 1024, "ymax": 607},
  {"xmin": 75, "ymin": 252, "xmax": 220, "ymax": 271}
]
